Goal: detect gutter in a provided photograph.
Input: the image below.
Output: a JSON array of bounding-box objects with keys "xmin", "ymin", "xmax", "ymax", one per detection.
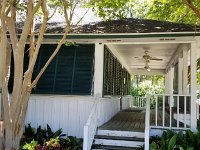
[{"xmin": 8, "ymin": 32, "xmax": 200, "ymax": 40}]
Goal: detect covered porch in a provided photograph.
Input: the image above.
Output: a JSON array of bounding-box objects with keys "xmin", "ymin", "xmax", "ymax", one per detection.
[{"xmin": 82, "ymin": 34, "xmax": 200, "ymax": 150}]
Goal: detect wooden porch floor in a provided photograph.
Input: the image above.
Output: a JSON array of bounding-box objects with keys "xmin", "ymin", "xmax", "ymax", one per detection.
[{"xmin": 98, "ymin": 108, "xmax": 177, "ymax": 132}]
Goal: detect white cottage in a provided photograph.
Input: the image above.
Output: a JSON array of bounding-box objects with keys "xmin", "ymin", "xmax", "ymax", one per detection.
[{"xmin": 18, "ymin": 18, "xmax": 200, "ymax": 150}]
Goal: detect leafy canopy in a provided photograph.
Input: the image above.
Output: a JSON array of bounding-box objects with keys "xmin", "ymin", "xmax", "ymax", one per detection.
[
  {"xmin": 91, "ymin": 0, "xmax": 200, "ymax": 25},
  {"xmin": 146, "ymin": 0, "xmax": 200, "ymax": 25}
]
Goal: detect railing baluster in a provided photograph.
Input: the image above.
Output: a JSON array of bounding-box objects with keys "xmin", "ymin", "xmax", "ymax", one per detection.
[
  {"xmin": 136, "ymin": 97, "xmax": 138, "ymax": 107},
  {"xmin": 184, "ymin": 96, "xmax": 186, "ymax": 128},
  {"xmin": 162, "ymin": 95, "xmax": 165, "ymax": 127},
  {"xmin": 142, "ymin": 97, "xmax": 144, "ymax": 107},
  {"xmin": 177, "ymin": 96, "xmax": 179, "ymax": 128},
  {"xmin": 155, "ymin": 95, "xmax": 158, "ymax": 126},
  {"xmin": 138, "ymin": 97, "xmax": 140, "ymax": 107},
  {"xmin": 170, "ymin": 96, "xmax": 172, "ymax": 128}
]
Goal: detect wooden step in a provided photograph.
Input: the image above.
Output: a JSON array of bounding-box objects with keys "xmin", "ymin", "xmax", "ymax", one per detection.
[
  {"xmin": 97, "ymin": 130, "xmax": 144, "ymax": 138},
  {"xmin": 93, "ymin": 138, "xmax": 144, "ymax": 148},
  {"xmin": 94, "ymin": 135, "xmax": 144, "ymax": 142},
  {"xmin": 92, "ymin": 144, "xmax": 141, "ymax": 150}
]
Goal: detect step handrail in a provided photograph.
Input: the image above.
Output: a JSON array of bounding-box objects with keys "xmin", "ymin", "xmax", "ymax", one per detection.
[{"xmin": 83, "ymin": 93, "xmax": 101, "ymax": 150}]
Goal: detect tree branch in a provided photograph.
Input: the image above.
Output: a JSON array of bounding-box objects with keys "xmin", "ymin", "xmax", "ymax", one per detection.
[
  {"xmin": 31, "ymin": 28, "xmax": 69, "ymax": 88},
  {"xmin": 12, "ymin": 0, "xmax": 49, "ymax": 132},
  {"xmin": 63, "ymin": 0, "xmax": 70, "ymax": 27},
  {"xmin": 10, "ymin": 0, "xmax": 36, "ymax": 124},
  {"xmin": 183, "ymin": 0, "xmax": 200, "ymax": 19},
  {"xmin": 74, "ymin": 8, "xmax": 89, "ymax": 26},
  {"xmin": 48, "ymin": 6, "xmax": 57, "ymax": 20},
  {"xmin": 7, "ymin": 3, "xmax": 18, "ymax": 54}
]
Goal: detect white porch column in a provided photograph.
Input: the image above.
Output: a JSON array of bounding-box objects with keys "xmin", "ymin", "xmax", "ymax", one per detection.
[
  {"xmin": 169, "ymin": 67, "xmax": 174, "ymax": 95},
  {"xmin": 190, "ymin": 42, "xmax": 197, "ymax": 131},
  {"xmin": 183, "ymin": 47, "xmax": 189, "ymax": 94},
  {"xmin": 165, "ymin": 71, "xmax": 169, "ymax": 94},
  {"xmin": 178, "ymin": 54, "xmax": 183, "ymax": 94},
  {"xmin": 93, "ymin": 43, "xmax": 104, "ymax": 96}
]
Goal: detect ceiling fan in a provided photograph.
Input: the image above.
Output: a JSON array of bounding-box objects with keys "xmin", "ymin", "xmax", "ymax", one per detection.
[
  {"xmin": 143, "ymin": 50, "xmax": 163, "ymax": 61},
  {"xmin": 142, "ymin": 50, "xmax": 163, "ymax": 71}
]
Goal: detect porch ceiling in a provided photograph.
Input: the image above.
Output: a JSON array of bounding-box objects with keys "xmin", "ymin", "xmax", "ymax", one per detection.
[{"xmin": 108, "ymin": 43, "xmax": 180, "ymax": 75}]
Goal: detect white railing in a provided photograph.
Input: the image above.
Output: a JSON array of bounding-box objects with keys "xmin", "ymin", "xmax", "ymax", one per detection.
[
  {"xmin": 144, "ymin": 94, "xmax": 150, "ymax": 150},
  {"xmin": 131, "ymin": 96, "xmax": 146, "ymax": 108},
  {"xmin": 148, "ymin": 94, "xmax": 191, "ymax": 129},
  {"xmin": 83, "ymin": 94, "xmax": 101, "ymax": 150},
  {"xmin": 145, "ymin": 94, "xmax": 191, "ymax": 149}
]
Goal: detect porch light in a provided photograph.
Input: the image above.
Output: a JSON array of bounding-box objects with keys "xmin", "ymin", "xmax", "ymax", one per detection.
[
  {"xmin": 147, "ymin": 67, "xmax": 151, "ymax": 72},
  {"xmin": 144, "ymin": 64, "xmax": 151, "ymax": 72}
]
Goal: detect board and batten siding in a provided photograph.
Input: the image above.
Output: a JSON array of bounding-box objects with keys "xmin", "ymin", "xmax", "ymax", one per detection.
[
  {"xmin": 122, "ymin": 96, "xmax": 132, "ymax": 110},
  {"xmin": 26, "ymin": 95, "xmax": 94, "ymax": 138},
  {"xmin": 26, "ymin": 95, "xmax": 122, "ymax": 138},
  {"xmin": 98, "ymin": 97, "xmax": 121, "ymax": 126}
]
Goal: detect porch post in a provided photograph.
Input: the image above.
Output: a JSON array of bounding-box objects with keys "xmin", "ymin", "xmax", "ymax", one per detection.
[
  {"xmin": 93, "ymin": 43, "xmax": 104, "ymax": 96},
  {"xmin": 178, "ymin": 52, "xmax": 183, "ymax": 94},
  {"xmin": 169, "ymin": 67, "xmax": 174, "ymax": 95},
  {"xmin": 183, "ymin": 47, "xmax": 189, "ymax": 94},
  {"xmin": 165, "ymin": 71, "xmax": 169, "ymax": 94},
  {"xmin": 190, "ymin": 42, "xmax": 197, "ymax": 131}
]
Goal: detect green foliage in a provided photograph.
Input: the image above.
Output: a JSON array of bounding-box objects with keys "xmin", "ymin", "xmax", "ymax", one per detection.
[
  {"xmin": 150, "ymin": 120, "xmax": 200, "ymax": 150},
  {"xmin": 90, "ymin": 0, "xmax": 200, "ymax": 25},
  {"xmin": 64, "ymin": 136, "xmax": 83, "ymax": 150},
  {"xmin": 21, "ymin": 124, "xmax": 82, "ymax": 150},
  {"xmin": 131, "ymin": 75, "xmax": 164, "ymax": 97},
  {"xmin": 22, "ymin": 140, "xmax": 37, "ymax": 150},
  {"xmin": 64, "ymin": 42, "xmax": 79, "ymax": 47},
  {"xmin": 146, "ymin": 0, "xmax": 200, "ymax": 25},
  {"xmin": 46, "ymin": 137, "xmax": 60, "ymax": 150},
  {"xmin": 88, "ymin": 0, "xmax": 131, "ymax": 20}
]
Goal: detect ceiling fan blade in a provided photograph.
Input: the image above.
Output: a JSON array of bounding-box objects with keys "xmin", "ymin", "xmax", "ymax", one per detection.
[{"xmin": 150, "ymin": 58, "xmax": 163, "ymax": 61}]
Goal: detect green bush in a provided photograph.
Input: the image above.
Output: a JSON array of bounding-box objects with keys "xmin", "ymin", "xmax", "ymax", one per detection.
[
  {"xmin": 150, "ymin": 120, "xmax": 200, "ymax": 150},
  {"xmin": 21, "ymin": 124, "xmax": 82, "ymax": 150},
  {"xmin": 132, "ymin": 80, "xmax": 164, "ymax": 97}
]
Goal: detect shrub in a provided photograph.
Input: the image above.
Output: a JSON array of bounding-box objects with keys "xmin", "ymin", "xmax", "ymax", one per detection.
[
  {"xmin": 21, "ymin": 124, "xmax": 82, "ymax": 150},
  {"xmin": 150, "ymin": 120, "xmax": 200, "ymax": 150}
]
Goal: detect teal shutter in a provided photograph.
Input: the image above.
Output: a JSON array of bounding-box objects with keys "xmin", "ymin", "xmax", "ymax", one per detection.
[
  {"xmin": 33, "ymin": 44, "xmax": 94, "ymax": 95},
  {"xmin": 9, "ymin": 44, "xmax": 95, "ymax": 95}
]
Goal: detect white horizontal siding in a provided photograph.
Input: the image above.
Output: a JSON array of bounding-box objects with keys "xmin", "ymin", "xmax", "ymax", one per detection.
[{"xmin": 26, "ymin": 95, "xmax": 94, "ymax": 138}]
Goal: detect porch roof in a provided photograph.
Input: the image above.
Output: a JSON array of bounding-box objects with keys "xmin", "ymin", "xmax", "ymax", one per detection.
[
  {"xmin": 70, "ymin": 18, "xmax": 200, "ymax": 34},
  {"xmin": 16, "ymin": 18, "xmax": 200, "ymax": 34}
]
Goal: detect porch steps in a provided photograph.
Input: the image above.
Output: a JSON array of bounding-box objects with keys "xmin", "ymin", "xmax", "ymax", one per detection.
[{"xmin": 92, "ymin": 129, "xmax": 144, "ymax": 150}]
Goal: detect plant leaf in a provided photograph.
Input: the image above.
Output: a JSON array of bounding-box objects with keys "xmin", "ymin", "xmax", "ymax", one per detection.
[{"xmin": 168, "ymin": 134, "xmax": 177, "ymax": 150}]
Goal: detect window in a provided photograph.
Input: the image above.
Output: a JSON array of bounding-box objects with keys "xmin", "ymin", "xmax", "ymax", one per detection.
[{"xmin": 9, "ymin": 44, "xmax": 95, "ymax": 95}]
